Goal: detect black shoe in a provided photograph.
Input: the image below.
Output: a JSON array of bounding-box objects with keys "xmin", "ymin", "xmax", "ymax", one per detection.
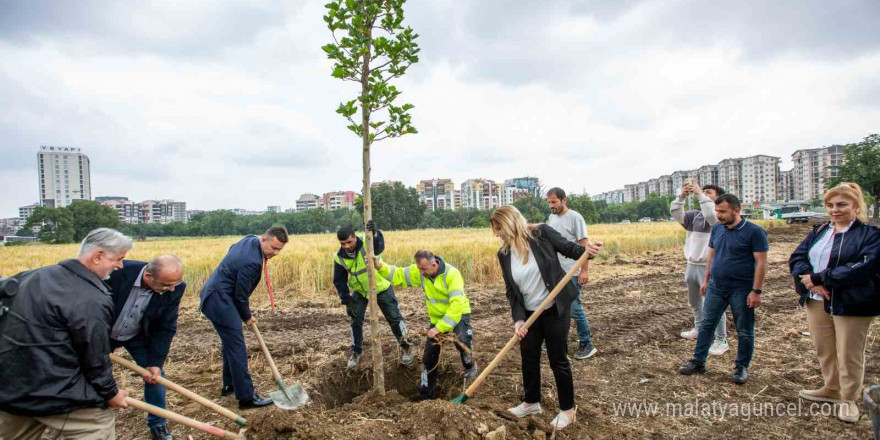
[
  {"xmin": 732, "ymin": 366, "xmax": 748, "ymax": 384},
  {"xmin": 678, "ymin": 360, "xmax": 706, "ymax": 375},
  {"xmin": 150, "ymin": 424, "xmax": 174, "ymax": 440},
  {"xmin": 221, "ymin": 385, "xmax": 234, "ymax": 397},
  {"xmin": 239, "ymin": 394, "xmax": 273, "ymax": 409}
]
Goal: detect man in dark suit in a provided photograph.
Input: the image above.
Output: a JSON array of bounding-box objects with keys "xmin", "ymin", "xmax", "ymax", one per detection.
[
  {"xmin": 106, "ymin": 255, "xmax": 185, "ymax": 440},
  {"xmin": 200, "ymin": 226, "xmax": 288, "ymax": 409}
]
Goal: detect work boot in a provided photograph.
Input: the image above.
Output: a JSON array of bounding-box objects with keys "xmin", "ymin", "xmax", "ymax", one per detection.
[
  {"xmin": 574, "ymin": 342, "xmax": 597, "ymax": 360},
  {"xmin": 220, "ymin": 384, "xmax": 234, "ymax": 397},
  {"xmin": 400, "ymin": 345, "xmax": 415, "ymax": 366},
  {"xmin": 732, "ymin": 366, "xmax": 748, "ymax": 384},
  {"xmin": 798, "ymin": 387, "xmax": 841, "ymax": 403},
  {"xmin": 678, "ymin": 360, "xmax": 706, "ymax": 376},
  {"xmin": 346, "ymin": 351, "xmax": 362, "ymax": 370},
  {"xmin": 464, "ymin": 363, "xmax": 480, "ymax": 380},
  {"xmin": 150, "ymin": 424, "xmax": 174, "ymax": 440},
  {"xmin": 239, "ymin": 394, "xmax": 273, "ymax": 409}
]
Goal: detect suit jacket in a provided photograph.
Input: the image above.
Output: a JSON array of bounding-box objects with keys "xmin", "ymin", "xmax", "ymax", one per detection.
[
  {"xmin": 106, "ymin": 260, "xmax": 186, "ymax": 367},
  {"xmin": 498, "ymin": 224, "xmax": 586, "ymax": 322},
  {"xmin": 200, "ymin": 235, "xmax": 263, "ymax": 328}
]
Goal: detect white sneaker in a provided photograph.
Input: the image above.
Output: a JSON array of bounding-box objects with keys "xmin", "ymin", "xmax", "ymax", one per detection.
[
  {"xmin": 508, "ymin": 402, "xmax": 542, "ymax": 418},
  {"xmin": 680, "ymin": 328, "xmax": 698, "ymax": 340},
  {"xmin": 709, "ymin": 340, "xmax": 729, "ymax": 356},
  {"xmin": 550, "ymin": 408, "xmax": 577, "ymax": 430}
]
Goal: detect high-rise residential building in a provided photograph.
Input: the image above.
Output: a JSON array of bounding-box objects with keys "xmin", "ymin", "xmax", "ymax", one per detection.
[
  {"xmin": 95, "ymin": 196, "xmax": 127, "ymax": 203},
  {"xmin": 657, "ymin": 175, "xmax": 673, "ymax": 197},
  {"xmin": 739, "ymin": 155, "xmax": 779, "ymax": 204},
  {"xmin": 18, "ymin": 203, "xmax": 39, "ymax": 223},
  {"xmin": 37, "ymin": 146, "xmax": 91, "ymax": 208},
  {"xmin": 718, "ymin": 158, "xmax": 743, "ymax": 197},
  {"xmin": 503, "ymin": 177, "xmax": 540, "ymax": 197},
  {"xmin": 139, "ymin": 200, "xmax": 187, "ymax": 224},
  {"xmin": 636, "ymin": 182, "xmax": 649, "ymax": 201},
  {"xmin": 296, "ymin": 193, "xmax": 321, "ymax": 212},
  {"xmin": 460, "ymin": 178, "xmax": 501, "ymax": 210},
  {"xmin": 697, "ymin": 165, "xmax": 719, "ymax": 188},
  {"xmin": 323, "ymin": 191, "xmax": 357, "ymax": 210},
  {"xmin": 647, "ymin": 178, "xmax": 660, "ymax": 197},
  {"xmin": 778, "ymin": 169, "xmax": 795, "ymax": 202},
  {"xmin": 417, "ymin": 179, "xmax": 456, "ymax": 211},
  {"xmin": 624, "ymin": 184, "xmax": 637, "ymax": 203},
  {"xmin": 791, "ymin": 145, "xmax": 845, "ymax": 202},
  {"xmin": 267, "ymin": 205, "xmax": 281, "ymax": 213},
  {"xmin": 101, "ymin": 199, "xmax": 141, "ymax": 225}
]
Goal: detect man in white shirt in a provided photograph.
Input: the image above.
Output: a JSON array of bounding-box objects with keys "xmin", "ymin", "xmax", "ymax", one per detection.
[{"xmin": 546, "ymin": 187, "xmax": 597, "ymax": 360}]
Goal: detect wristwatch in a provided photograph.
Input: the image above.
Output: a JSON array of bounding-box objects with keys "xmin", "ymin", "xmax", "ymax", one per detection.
[{"xmin": 752, "ymin": 289, "xmax": 763, "ymax": 295}]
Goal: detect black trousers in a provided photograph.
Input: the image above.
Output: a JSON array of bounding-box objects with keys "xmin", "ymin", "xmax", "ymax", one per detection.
[
  {"xmin": 420, "ymin": 314, "xmax": 474, "ymax": 398},
  {"xmin": 346, "ymin": 286, "xmax": 411, "ymax": 354},
  {"xmin": 520, "ymin": 305, "xmax": 574, "ymax": 411}
]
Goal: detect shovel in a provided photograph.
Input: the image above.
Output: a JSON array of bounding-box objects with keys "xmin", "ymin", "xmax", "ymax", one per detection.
[
  {"xmin": 248, "ymin": 321, "xmax": 309, "ymax": 410},
  {"xmin": 110, "ymin": 353, "xmax": 246, "ymax": 426},
  {"xmin": 125, "ymin": 396, "xmax": 247, "ymax": 439},
  {"xmin": 452, "ymin": 249, "xmax": 592, "ymax": 404}
]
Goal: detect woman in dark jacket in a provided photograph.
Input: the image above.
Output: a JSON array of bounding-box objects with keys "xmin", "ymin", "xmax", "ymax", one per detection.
[
  {"xmin": 490, "ymin": 205, "xmax": 600, "ymax": 430},
  {"xmin": 788, "ymin": 182, "xmax": 880, "ymax": 423}
]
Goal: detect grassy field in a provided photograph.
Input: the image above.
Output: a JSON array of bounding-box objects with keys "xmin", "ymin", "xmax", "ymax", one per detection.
[{"xmin": 0, "ymin": 221, "xmax": 787, "ymax": 309}]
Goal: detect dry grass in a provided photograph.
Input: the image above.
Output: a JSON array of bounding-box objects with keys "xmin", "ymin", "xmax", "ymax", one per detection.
[{"xmin": 0, "ymin": 220, "xmax": 787, "ymax": 309}]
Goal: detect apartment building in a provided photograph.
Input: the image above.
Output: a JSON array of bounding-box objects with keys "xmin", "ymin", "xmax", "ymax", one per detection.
[
  {"xmin": 791, "ymin": 145, "xmax": 844, "ymax": 202},
  {"xmin": 417, "ymin": 179, "xmax": 457, "ymax": 211},
  {"xmin": 460, "ymin": 178, "xmax": 501, "ymax": 210},
  {"xmin": 37, "ymin": 146, "xmax": 91, "ymax": 208}
]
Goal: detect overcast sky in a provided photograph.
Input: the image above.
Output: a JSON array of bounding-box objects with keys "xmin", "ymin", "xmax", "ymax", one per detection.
[{"xmin": 2, "ymin": 0, "xmax": 878, "ymax": 216}]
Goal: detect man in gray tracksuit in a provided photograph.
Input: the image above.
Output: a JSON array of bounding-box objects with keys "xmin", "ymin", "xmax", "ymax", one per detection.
[{"xmin": 670, "ymin": 182, "xmax": 729, "ymax": 356}]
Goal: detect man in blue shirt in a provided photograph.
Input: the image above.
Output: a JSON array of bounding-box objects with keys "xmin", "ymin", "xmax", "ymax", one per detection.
[
  {"xmin": 200, "ymin": 226, "xmax": 288, "ymax": 409},
  {"xmin": 679, "ymin": 194, "xmax": 768, "ymax": 384}
]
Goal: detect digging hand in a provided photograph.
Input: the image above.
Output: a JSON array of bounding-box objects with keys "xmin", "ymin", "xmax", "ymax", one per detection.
[
  {"xmin": 108, "ymin": 389, "xmax": 129, "ymax": 408},
  {"xmin": 426, "ymin": 327, "xmax": 440, "ymax": 339},
  {"xmin": 143, "ymin": 367, "xmax": 161, "ymax": 384},
  {"xmin": 585, "ymin": 241, "xmax": 602, "ymax": 259},
  {"xmin": 245, "ymin": 317, "xmax": 256, "ymax": 326},
  {"xmin": 514, "ymin": 320, "xmax": 527, "ymax": 339}
]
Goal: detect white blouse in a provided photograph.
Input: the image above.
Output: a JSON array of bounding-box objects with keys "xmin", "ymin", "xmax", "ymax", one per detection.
[
  {"xmin": 510, "ymin": 246, "xmax": 553, "ymax": 312},
  {"xmin": 807, "ymin": 221, "xmax": 854, "ymax": 301}
]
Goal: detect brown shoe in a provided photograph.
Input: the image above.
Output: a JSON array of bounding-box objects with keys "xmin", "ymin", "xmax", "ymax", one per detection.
[
  {"xmin": 837, "ymin": 400, "xmax": 859, "ymax": 423},
  {"xmin": 798, "ymin": 387, "xmax": 841, "ymax": 403}
]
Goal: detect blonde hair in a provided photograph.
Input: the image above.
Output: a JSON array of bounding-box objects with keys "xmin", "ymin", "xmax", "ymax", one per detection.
[
  {"xmin": 823, "ymin": 182, "xmax": 869, "ymax": 223},
  {"xmin": 490, "ymin": 205, "xmax": 535, "ymax": 264}
]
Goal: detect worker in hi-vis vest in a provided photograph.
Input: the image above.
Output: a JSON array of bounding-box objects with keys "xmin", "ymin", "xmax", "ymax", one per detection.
[
  {"xmin": 333, "ymin": 220, "xmax": 414, "ymax": 370},
  {"xmin": 375, "ymin": 249, "xmax": 478, "ymax": 400}
]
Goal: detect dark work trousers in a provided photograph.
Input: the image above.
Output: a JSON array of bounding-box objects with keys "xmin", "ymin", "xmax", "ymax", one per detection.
[
  {"xmin": 346, "ymin": 286, "xmax": 411, "ymax": 354},
  {"xmin": 520, "ymin": 305, "xmax": 575, "ymax": 411},
  {"xmin": 212, "ymin": 322, "xmax": 255, "ymax": 401},
  {"xmin": 420, "ymin": 314, "xmax": 475, "ymax": 398}
]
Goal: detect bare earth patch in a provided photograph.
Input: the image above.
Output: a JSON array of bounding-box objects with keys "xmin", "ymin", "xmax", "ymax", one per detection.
[{"xmin": 112, "ymin": 224, "xmax": 878, "ymax": 439}]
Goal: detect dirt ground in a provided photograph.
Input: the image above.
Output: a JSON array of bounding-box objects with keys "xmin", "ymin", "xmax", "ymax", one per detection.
[{"xmin": 110, "ymin": 224, "xmax": 878, "ymax": 440}]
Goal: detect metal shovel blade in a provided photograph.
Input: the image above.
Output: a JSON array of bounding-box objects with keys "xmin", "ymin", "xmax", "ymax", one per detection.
[{"xmin": 269, "ymin": 381, "xmax": 309, "ymax": 410}]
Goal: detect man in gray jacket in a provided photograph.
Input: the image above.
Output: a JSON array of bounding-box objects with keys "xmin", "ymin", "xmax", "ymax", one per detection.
[
  {"xmin": 0, "ymin": 228, "xmax": 132, "ymax": 440},
  {"xmin": 670, "ymin": 182, "xmax": 729, "ymax": 356}
]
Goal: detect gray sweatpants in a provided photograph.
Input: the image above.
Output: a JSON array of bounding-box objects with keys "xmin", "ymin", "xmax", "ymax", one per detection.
[{"xmin": 685, "ymin": 263, "xmax": 727, "ymax": 340}]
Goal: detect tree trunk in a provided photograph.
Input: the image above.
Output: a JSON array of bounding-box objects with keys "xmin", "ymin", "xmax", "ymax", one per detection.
[{"xmin": 360, "ymin": 28, "xmax": 385, "ymax": 395}]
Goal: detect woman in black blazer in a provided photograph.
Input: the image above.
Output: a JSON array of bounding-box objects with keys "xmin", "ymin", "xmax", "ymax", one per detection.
[{"xmin": 490, "ymin": 205, "xmax": 600, "ymax": 430}]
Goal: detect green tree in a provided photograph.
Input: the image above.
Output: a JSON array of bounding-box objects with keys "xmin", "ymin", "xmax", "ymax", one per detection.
[
  {"xmin": 66, "ymin": 200, "xmax": 120, "ymax": 242},
  {"xmin": 513, "ymin": 196, "xmax": 550, "ymax": 223},
  {"xmin": 827, "ymin": 134, "xmax": 880, "ymax": 220},
  {"xmin": 357, "ymin": 183, "xmax": 425, "ymax": 230},
  {"xmin": 23, "ymin": 207, "xmax": 75, "ymax": 244},
  {"xmin": 567, "ymin": 194, "xmax": 599, "ymax": 223},
  {"xmin": 324, "ymin": 0, "xmax": 420, "ymax": 392}
]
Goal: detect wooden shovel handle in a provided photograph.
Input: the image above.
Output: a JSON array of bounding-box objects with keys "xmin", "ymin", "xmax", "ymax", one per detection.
[
  {"xmin": 110, "ymin": 353, "xmax": 246, "ymax": 426},
  {"xmin": 463, "ymin": 250, "xmax": 590, "ymax": 398},
  {"xmin": 248, "ymin": 322, "xmax": 285, "ymax": 385},
  {"xmin": 125, "ymin": 397, "xmax": 244, "ymax": 439}
]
